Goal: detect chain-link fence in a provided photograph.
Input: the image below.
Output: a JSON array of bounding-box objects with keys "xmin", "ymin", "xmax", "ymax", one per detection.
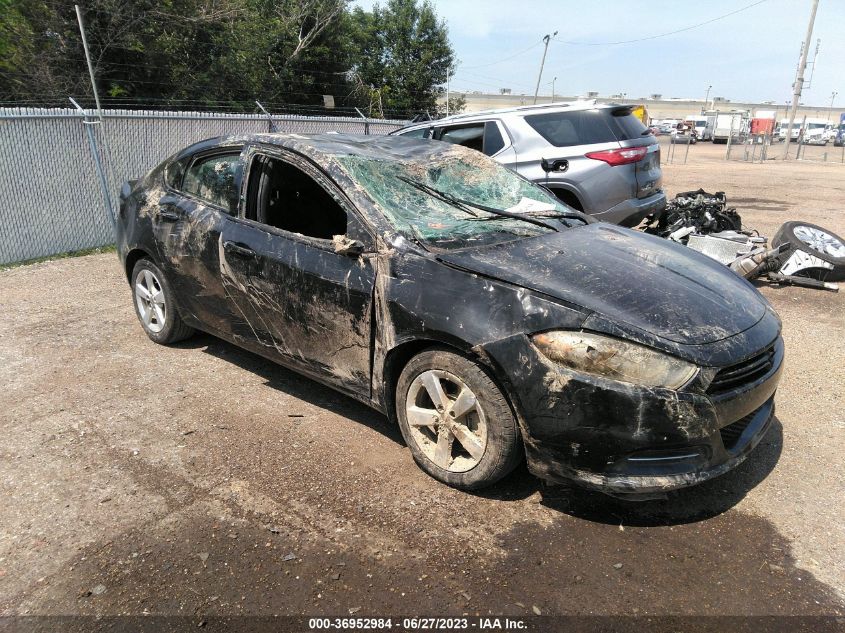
[{"xmin": 0, "ymin": 108, "xmax": 407, "ymax": 265}]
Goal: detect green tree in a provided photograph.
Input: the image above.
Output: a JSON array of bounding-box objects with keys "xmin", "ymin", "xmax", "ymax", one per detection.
[
  {"xmin": 0, "ymin": 0, "xmax": 458, "ymax": 118},
  {"xmin": 349, "ymin": 0, "xmax": 454, "ymax": 118}
]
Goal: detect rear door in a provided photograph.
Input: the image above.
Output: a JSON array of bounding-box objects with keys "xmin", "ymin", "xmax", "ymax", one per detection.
[
  {"xmin": 153, "ymin": 148, "xmax": 245, "ymax": 330},
  {"xmin": 434, "ymin": 121, "xmax": 516, "ymax": 164},
  {"xmin": 519, "ymin": 109, "xmax": 628, "ymax": 211},
  {"xmin": 217, "ymin": 147, "xmax": 376, "ymax": 396}
]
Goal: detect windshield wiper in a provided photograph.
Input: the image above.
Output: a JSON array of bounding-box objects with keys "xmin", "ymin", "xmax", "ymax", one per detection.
[
  {"xmin": 397, "ymin": 175, "xmax": 479, "ymax": 217},
  {"xmin": 397, "ymin": 175, "xmax": 563, "ymax": 232},
  {"xmin": 447, "ymin": 198, "xmax": 569, "ymax": 231},
  {"xmin": 468, "ymin": 210, "xmax": 585, "ymax": 223}
]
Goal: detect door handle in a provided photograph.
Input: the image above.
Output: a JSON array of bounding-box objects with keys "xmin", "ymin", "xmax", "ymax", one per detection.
[
  {"xmin": 223, "ymin": 241, "xmax": 257, "ymax": 259},
  {"xmin": 158, "ymin": 206, "xmax": 181, "ymax": 221}
]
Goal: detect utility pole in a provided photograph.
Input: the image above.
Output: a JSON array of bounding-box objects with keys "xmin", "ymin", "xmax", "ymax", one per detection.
[
  {"xmin": 75, "ymin": 4, "xmax": 102, "ymax": 119},
  {"xmin": 446, "ymin": 67, "xmax": 450, "ymax": 117},
  {"xmin": 783, "ymin": 0, "xmax": 819, "ymax": 159},
  {"xmin": 533, "ymin": 31, "xmax": 557, "ymax": 105},
  {"xmin": 828, "ymin": 91, "xmax": 838, "ymax": 121}
]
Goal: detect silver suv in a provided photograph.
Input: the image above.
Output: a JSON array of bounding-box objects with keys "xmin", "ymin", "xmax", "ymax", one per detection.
[{"xmin": 391, "ymin": 101, "xmax": 665, "ymax": 226}]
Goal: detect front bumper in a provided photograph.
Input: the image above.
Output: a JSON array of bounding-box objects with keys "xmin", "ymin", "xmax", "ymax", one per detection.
[
  {"xmin": 483, "ymin": 334, "xmax": 784, "ymax": 497},
  {"xmin": 591, "ymin": 190, "xmax": 667, "ymax": 227}
]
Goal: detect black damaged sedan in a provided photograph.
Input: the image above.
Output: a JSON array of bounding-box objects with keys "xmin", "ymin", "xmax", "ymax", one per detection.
[{"xmin": 117, "ymin": 133, "xmax": 783, "ymax": 496}]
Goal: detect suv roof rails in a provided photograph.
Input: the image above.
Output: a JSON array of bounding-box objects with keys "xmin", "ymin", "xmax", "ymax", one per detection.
[{"xmin": 435, "ymin": 99, "xmax": 600, "ymax": 123}]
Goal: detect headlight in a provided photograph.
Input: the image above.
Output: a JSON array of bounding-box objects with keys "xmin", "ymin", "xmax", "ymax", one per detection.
[{"xmin": 531, "ymin": 331, "xmax": 698, "ymax": 390}]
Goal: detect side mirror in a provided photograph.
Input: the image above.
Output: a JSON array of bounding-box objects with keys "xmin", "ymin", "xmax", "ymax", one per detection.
[{"xmin": 333, "ymin": 235, "xmax": 366, "ymax": 257}]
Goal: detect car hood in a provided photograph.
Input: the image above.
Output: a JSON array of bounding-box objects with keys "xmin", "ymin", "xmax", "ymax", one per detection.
[{"xmin": 436, "ymin": 224, "xmax": 768, "ymax": 345}]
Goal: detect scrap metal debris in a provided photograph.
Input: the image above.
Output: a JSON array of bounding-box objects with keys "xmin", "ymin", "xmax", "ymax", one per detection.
[{"xmin": 643, "ymin": 189, "xmax": 840, "ymax": 292}]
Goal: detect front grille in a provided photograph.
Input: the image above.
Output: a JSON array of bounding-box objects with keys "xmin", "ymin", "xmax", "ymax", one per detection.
[
  {"xmin": 707, "ymin": 345, "xmax": 775, "ymax": 395},
  {"xmin": 719, "ymin": 411, "xmax": 756, "ymax": 450}
]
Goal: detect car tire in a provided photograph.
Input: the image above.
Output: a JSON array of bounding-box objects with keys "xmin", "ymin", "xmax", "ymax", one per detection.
[
  {"xmin": 131, "ymin": 258, "xmax": 195, "ymax": 344},
  {"xmin": 395, "ymin": 348, "xmax": 522, "ymax": 490},
  {"xmin": 772, "ymin": 221, "xmax": 845, "ymax": 282}
]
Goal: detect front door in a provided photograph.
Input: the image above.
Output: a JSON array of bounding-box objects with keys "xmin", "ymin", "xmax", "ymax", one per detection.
[{"xmin": 219, "ymin": 149, "xmax": 376, "ymax": 397}]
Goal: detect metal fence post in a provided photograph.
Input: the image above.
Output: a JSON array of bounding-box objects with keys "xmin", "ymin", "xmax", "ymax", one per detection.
[
  {"xmin": 70, "ymin": 98, "xmax": 116, "ymax": 235},
  {"xmin": 355, "ymin": 108, "xmax": 370, "ymax": 135},
  {"xmin": 726, "ymin": 117, "xmax": 735, "ymax": 160}
]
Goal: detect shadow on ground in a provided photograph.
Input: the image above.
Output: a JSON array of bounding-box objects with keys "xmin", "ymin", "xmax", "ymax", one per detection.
[
  {"xmin": 177, "ymin": 333, "xmax": 404, "ymax": 446},
  {"xmin": 179, "ymin": 332, "xmax": 784, "ymax": 528}
]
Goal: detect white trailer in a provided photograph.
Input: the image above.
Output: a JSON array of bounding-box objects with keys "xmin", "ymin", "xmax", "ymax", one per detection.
[{"xmin": 712, "ymin": 111, "xmax": 749, "ymax": 144}]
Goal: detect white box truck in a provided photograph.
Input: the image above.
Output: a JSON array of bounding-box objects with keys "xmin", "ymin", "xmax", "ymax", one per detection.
[{"xmin": 712, "ymin": 111, "xmax": 749, "ymax": 144}]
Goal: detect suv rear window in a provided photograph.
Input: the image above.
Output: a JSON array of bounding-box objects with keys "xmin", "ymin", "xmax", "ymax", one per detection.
[
  {"xmin": 607, "ymin": 109, "xmax": 648, "ymax": 140},
  {"xmin": 524, "ymin": 108, "xmax": 647, "ymax": 147}
]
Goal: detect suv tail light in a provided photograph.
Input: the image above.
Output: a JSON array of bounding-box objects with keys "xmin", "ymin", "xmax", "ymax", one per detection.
[{"xmin": 585, "ymin": 146, "xmax": 648, "ymax": 166}]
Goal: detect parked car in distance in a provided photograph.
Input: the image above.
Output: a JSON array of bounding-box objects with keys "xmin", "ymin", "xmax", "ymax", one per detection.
[
  {"xmin": 670, "ymin": 122, "xmax": 698, "ymax": 144},
  {"xmin": 390, "ymin": 102, "xmax": 666, "ymax": 227},
  {"xmin": 684, "ymin": 115, "xmax": 709, "ymax": 140},
  {"xmin": 117, "ymin": 133, "xmax": 783, "ymax": 497},
  {"xmin": 657, "ymin": 120, "xmax": 680, "ymax": 134}
]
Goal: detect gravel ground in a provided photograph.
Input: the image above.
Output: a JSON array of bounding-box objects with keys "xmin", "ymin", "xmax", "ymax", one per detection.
[{"xmin": 1, "ymin": 148, "xmax": 844, "ymax": 623}]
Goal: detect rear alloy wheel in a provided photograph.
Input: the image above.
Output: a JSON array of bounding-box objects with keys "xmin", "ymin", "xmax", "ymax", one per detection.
[
  {"xmin": 135, "ymin": 268, "xmax": 167, "ymax": 334},
  {"xmin": 396, "ymin": 349, "xmax": 522, "ymax": 490},
  {"xmin": 131, "ymin": 259, "xmax": 195, "ymax": 344}
]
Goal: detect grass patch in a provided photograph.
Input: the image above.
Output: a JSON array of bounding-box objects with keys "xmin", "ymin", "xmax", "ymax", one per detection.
[{"xmin": 0, "ymin": 244, "xmax": 116, "ymax": 272}]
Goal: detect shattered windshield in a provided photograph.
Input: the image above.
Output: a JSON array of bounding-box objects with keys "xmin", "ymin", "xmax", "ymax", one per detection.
[{"xmin": 335, "ymin": 151, "xmax": 581, "ymax": 249}]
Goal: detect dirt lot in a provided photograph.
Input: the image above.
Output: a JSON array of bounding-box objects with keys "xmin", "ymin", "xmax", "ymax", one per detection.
[{"xmin": 1, "ymin": 149, "xmax": 844, "ymax": 626}]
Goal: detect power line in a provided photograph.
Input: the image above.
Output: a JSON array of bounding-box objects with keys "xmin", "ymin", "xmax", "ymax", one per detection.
[
  {"xmin": 552, "ymin": 0, "xmax": 769, "ymax": 46},
  {"xmin": 460, "ymin": 40, "xmax": 543, "ymax": 70}
]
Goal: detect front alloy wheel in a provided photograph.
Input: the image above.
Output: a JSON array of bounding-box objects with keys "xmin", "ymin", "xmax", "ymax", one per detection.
[
  {"xmin": 396, "ymin": 349, "xmax": 522, "ymax": 490},
  {"xmin": 405, "ymin": 369, "xmax": 488, "ymax": 473}
]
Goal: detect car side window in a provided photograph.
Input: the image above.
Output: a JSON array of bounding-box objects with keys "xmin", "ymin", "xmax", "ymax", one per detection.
[
  {"xmin": 165, "ymin": 157, "xmax": 188, "ymax": 189},
  {"xmin": 245, "ymin": 155, "xmax": 347, "ymax": 240},
  {"xmin": 439, "ymin": 123, "xmax": 484, "ymax": 153},
  {"xmin": 483, "ymin": 122, "xmax": 505, "ymax": 156},
  {"xmin": 438, "ymin": 122, "xmax": 505, "ymax": 156},
  {"xmin": 182, "ymin": 153, "xmax": 241, "ymax": 213}
]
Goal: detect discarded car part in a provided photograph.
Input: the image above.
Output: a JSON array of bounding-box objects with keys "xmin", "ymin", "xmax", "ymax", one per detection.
[
  {"xmin": 668, "ymin": 225, "xmax": 695, "ymax": 243},
  {"xmin": 116, "ymin": 133, "xmax": 783, "ymax": 496},
  {"xmin": 644, "ymin": 189, "xmax": 842, "ymax": 290},
  {"xmin": 778, "ymin": 249, "xmax": 835, "ymax": 277},
  {"xmin": 686, "ymin": 231, "xmax": 765, "ymax": 265},
  {"xmin": 771, "ymin": 221, "xmax": 845, "ymax": 281},
  {"xmin": 729, "ymin": 245, "xmax": 787, "ymax": 279},
  {"xmin": 645, "ymin": 189, "xmax": 742, "ymax": 240},
  {"xmin": 766, "ymin": 273, "xmax": 839, "ymax": 292}
]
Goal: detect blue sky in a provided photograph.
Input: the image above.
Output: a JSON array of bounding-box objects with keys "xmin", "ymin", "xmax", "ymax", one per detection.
[{"xmin": 351, "ymin": 0, "xmax": 844, "ymax": 107}]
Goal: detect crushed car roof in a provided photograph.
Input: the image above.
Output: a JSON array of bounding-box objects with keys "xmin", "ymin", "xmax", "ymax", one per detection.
[{"xmin": 182, "ymin": 132, "xmax": 464, "ymax": 164}]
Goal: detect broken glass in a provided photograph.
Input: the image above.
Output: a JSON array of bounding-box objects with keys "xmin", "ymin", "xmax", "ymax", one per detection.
[{"xmin": 335, "ymin": 150, "xmax": 581, "ymax": 249}]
